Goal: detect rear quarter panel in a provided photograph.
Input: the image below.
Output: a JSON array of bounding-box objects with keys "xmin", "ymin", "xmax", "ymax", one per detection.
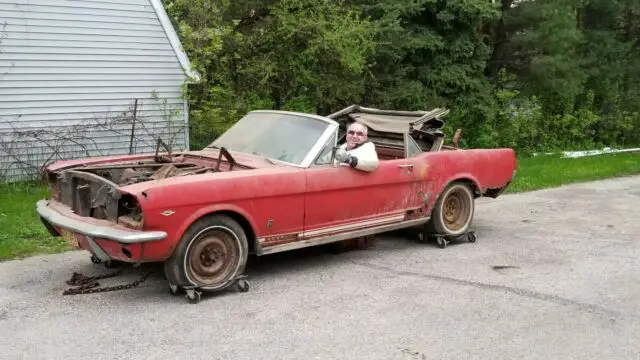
[{"xmin": 422, "ymin": 148, "xmax": 517, "ymax": 200}]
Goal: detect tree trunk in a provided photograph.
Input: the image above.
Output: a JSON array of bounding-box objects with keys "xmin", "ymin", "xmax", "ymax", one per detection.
[{"xmin": 487, "ymin": 0, "xmax": 514, "ymax": 84}]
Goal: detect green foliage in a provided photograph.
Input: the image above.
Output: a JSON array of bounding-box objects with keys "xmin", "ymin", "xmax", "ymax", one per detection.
[
  {"xmin": 491, "ymin": 70, "xmax": 639, "ymax": 154},
  {"xmin": 503, "ymin": 0, "xmax": 587, "ymax": 113},
  {"xmin": 163, "ymin": 0, "xmax": 242, "ymax": 149},
  {"xmin": 163, "ymin": 0, "xmax": 377, "ymax": 149},
  {"xmin": 343, "ymin": 0, "xmax": 502, "ymax": 150},
  {"xmin": 162, "ymin": 0, "xmax": 640, "ymax": 153},
  {"xmin": 237, "ymin": 0, "xmax": 377, "ymax": 112},
  {"xmin": 484, "ymin": 0, "xmax": 640, "ymax": 152}
]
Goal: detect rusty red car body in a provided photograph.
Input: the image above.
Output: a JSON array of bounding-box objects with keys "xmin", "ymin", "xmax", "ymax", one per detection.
[{"xmin": 36, "ymin": 105, "xmax": 517, "ymax": 301}]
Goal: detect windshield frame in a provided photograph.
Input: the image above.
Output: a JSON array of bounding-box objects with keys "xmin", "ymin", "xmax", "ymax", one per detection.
[{"xmin": 207, "ymin": 110, "xmax": 339, "ymax": 168}]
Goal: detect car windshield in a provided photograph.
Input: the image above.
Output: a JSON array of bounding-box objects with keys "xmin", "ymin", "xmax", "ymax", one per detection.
[{"xmin": 206, "ymin": 111, "xmax": 331, "ymax": 165}]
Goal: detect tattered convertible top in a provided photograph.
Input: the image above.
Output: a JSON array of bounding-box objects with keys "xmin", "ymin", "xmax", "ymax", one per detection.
[
  {"xmin": 346, "ymin": 113, "xmax": 419, "ymax": 134},
  {"xmin": 327, "ymin": 105, "xmax": 450, "ymax": 135}
]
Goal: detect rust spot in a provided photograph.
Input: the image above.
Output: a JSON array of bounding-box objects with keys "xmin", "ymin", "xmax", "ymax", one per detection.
[
  {"xmin": 151, "ymin": 164, "xmax": 180, "ymax": 180},
  {"xmin": 117, "ymin": 215, "xmax": 143, "ymax": 230},
  {"xmin": 405, "ymin": 208, "xmax": 425, "ymax": 220},
  {"xmin": 452, "ymin": 128, "xmax": 462, "ymax": 148},
  {"xmin": 261, "ymin": 234, "xmax": 299, "ymax": 246},
  {"xmin": 415, "ymin": 163, "xmax": 429, "ymax": 179}
]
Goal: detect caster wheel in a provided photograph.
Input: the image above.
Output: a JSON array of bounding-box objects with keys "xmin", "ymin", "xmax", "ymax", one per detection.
[
  {"xmin": 168, "ymin": 284, "xmax": 184, "ymax": 296},
  {"xmin": 417, "ymin": 232, "xmax": 425, "ymax": 243},
  {"xmin": 436, "ymin": 236, "xmax": 447, "ymax": 249},
  {"xmin": 468, "ymin": 232, "xmax": 477, "ymax": 243},
  {"xmin": 90, "ymin": 255, "xmax": 102, "ymax": 264},
  {"xmin": 104, "ymin": 260, "xmax": 121, "ymax": 269},
  {"xmin": 185, "ymin": 289, "xmax": 202, "ymax": 304},
  {"xmin": 237, "ymin": 279, "xmax": 250, "ymax": 293}
]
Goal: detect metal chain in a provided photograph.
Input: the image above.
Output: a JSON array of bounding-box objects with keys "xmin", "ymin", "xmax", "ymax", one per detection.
[
  {"xmin": 66, "ymin": 268, "xmax": 124, "ymax": 286},
  {"xmin": 63, "ymin": 268, "xmax": 153, "ymax": 296}
]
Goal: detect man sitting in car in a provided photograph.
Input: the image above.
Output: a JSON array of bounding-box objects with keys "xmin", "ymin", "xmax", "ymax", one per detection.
[{"xmin": 334, "ymin": 121, "xmax": 379, "ymax": 172}]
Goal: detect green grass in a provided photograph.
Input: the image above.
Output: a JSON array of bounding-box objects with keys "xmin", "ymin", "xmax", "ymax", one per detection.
[
  {"xmin": 507, "ymin": 151, "xmax": 640, "ymax": 193},
  {"xmin": 0, "ymin": 182, "xmax": 70, "ymax": 261},
  {"xmin": 0, "ymin": 151, "xmax": 639, "ymax": 261}
]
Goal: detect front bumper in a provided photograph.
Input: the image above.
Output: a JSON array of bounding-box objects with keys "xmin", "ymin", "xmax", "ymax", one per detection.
[{"xmin": 36, "ymin": 200, "xmax": 167, "ymax": 244}]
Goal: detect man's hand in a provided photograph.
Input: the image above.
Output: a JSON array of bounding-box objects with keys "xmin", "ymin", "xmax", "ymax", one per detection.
[
  {"xmin": 335, "ymin": 148, "xmax": 350, "ymax": 162},
  {"xmin": 335, "ymin": 148, "xmax": 359, "ymax": 168}
]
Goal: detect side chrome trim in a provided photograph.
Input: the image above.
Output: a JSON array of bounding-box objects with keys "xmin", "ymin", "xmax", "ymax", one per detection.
[
  {"xmin": 301, "ymin": 214, "xmax": 406, "ymax": 238},
  {"xmin": 257, "ymin": 217, "xmax": 429, "ymax": 255},
  {"xmin": 36, "ymin": 200, "xmax": 167, "ymax": 244}
]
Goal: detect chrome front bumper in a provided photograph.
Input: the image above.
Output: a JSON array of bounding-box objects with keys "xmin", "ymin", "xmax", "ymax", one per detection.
[{"xmin": 36, "ymin": 200, "xmax": 167, "ymax": 244}]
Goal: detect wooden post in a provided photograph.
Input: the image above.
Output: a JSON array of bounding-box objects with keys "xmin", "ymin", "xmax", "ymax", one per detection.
[{"xmin": 129, "ymin": 99, "xmax": 138, "ymax": 155}]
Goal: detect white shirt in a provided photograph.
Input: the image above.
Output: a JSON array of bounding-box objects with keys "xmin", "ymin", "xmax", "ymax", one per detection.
[{"xmin": 333, "ymin": 141, "xmax": 379, "ymax": 172}]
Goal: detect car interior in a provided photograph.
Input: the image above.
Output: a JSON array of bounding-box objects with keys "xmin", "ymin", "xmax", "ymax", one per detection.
[{"xmin": 333, "ymin": 113, "xmax": 448, "ymax": 161}]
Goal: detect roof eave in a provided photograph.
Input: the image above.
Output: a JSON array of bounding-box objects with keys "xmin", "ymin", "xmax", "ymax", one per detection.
[{"xmin": 149, "ymin": 0, "xmax": 201, "ymax": 82}]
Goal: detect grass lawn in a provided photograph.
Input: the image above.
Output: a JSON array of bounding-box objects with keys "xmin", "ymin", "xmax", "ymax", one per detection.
[
  {"xmin": 1, "ymin": 151, "xmax": 639, "ymax": 261},
  {"xmin": 0, "ymin": 182, "xmax": 70, "ymax": 261},
  {"xmin": 506, "ymin": 151, "xmax": 640, "ymax": 193}
]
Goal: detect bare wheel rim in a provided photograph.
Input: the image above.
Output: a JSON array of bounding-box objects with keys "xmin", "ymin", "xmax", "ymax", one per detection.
[
  {"xmin": 187, "ymin": 229, "xmax": 239, "ymax": 286},
  {"xmin": 442, "ymin": 188, "xmax": 471, "ymax": 232}
]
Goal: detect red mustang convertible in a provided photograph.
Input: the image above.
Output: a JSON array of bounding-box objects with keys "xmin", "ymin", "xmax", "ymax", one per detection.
[{"xmin": 36, "ymin": 105, "xmax": 517, "ymax": 303}]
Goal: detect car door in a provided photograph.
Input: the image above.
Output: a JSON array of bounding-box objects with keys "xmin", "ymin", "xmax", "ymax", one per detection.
[
  {"xmin": 403, "ymin": 133, "xmax": 435, "ymax": 217},
  {"xmin": 302, "ymin": 152, "xmax": 419, "ymax": 240}
]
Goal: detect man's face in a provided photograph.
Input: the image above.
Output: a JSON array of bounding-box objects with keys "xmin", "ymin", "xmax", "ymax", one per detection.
[{"xmin": 346, "ymin": 123, "xmax": 367, "ymax": 150}]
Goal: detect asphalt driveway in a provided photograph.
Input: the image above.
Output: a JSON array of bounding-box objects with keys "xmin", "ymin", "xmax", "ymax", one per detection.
[{"xmin": 1, "ymin": 176, "xmax": 639, "ymax": 360}]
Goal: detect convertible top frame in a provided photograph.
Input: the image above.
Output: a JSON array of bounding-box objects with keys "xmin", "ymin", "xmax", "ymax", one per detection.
[{"xmin": 327, "ymin": 104, "xmax": 453, "ymax": 154}]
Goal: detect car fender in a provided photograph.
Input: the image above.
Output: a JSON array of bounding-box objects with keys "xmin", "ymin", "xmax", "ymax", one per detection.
[
  {"xmin": 173, "ymin": 203, "xmax": 259, "ymax": 245},
  {"xmin": 435, "ymin": 172, "xmax": 483, "ymax": 199}
]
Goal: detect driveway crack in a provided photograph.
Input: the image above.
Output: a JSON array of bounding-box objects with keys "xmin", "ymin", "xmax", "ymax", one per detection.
[{"xmin": 350, "ymin": 260, "xmax": 622, "ymax": 319}]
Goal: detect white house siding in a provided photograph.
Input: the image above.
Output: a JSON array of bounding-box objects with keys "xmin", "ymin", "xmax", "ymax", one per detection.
[{"xmin": 0, "ymin": 0, "xmax": 195, "ymax": 181}]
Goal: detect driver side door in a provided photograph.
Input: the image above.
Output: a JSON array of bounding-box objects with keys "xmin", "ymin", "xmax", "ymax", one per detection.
[{"xmin": 302, "ymin": 137, "xmax": 419, "ymax": 241}]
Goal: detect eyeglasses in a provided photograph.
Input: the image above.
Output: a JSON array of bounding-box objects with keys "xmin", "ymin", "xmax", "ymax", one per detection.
[{"xmin": 347, "ymin": 130, "xmax": 365, "ymax": 136}]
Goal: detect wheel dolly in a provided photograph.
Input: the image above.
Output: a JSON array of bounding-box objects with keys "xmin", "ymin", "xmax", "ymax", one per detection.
[
  {"xmin": 417, "ymin": 230, "xmax": 477, "ymax": 249},
  {"xmin": 168, "ymin": 274, "xmax": 251, "ymax": 304}
]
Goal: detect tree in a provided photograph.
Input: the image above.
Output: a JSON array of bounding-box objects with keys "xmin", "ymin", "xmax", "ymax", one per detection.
[
  {"xmin": 232, "ymin": 0, "xmax": 378, "ymax": 114},
  {"xmin": 163, "ymin": 0, "xmax": 640, "ymax": 151},
  {"xmin": 163, "ymin": 0, "xmax": 377, "ymax": 148}
]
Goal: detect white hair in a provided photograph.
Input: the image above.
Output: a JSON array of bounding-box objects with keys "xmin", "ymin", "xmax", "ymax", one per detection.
[{"xmin": 348, "ymin": 121, "xmax": 368, "ymax": 135}]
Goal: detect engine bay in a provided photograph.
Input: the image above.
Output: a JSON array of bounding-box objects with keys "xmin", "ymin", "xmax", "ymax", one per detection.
[{"xmin": 73, "ymin": 147, "xmax": 241, "ymax": 186}]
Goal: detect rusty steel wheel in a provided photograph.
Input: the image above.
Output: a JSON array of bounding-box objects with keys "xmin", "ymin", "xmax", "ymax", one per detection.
[
  {"xmin": 428, "ymin": 182, "xmax": 475, "ymax": 237},
  {"xmin": 164, "ymin": 214, "xmax": 248, "ymax": 292},
  {"xmin": 186, "ymin": 227, "xmax": 242, "ymax": 286},
  {"xmin": 442, "ymin": 188, "xmax": 471, "ymax": 231}
]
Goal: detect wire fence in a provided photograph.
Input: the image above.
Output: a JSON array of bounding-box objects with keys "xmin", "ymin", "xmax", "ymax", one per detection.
[{"xmin": 0, "ymin": 95, "xmax": 191, "ymax": 183}]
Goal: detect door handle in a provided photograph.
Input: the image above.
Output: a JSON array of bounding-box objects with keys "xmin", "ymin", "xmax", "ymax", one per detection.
[{"xmin": 398, "ymin": 164, "xmax": 414, "ymax": 170}]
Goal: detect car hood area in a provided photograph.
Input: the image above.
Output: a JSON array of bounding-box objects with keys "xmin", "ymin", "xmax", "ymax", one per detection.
[{"xmin": 43, "ymin": 148, "xmax": 290, "ymax": 191}]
